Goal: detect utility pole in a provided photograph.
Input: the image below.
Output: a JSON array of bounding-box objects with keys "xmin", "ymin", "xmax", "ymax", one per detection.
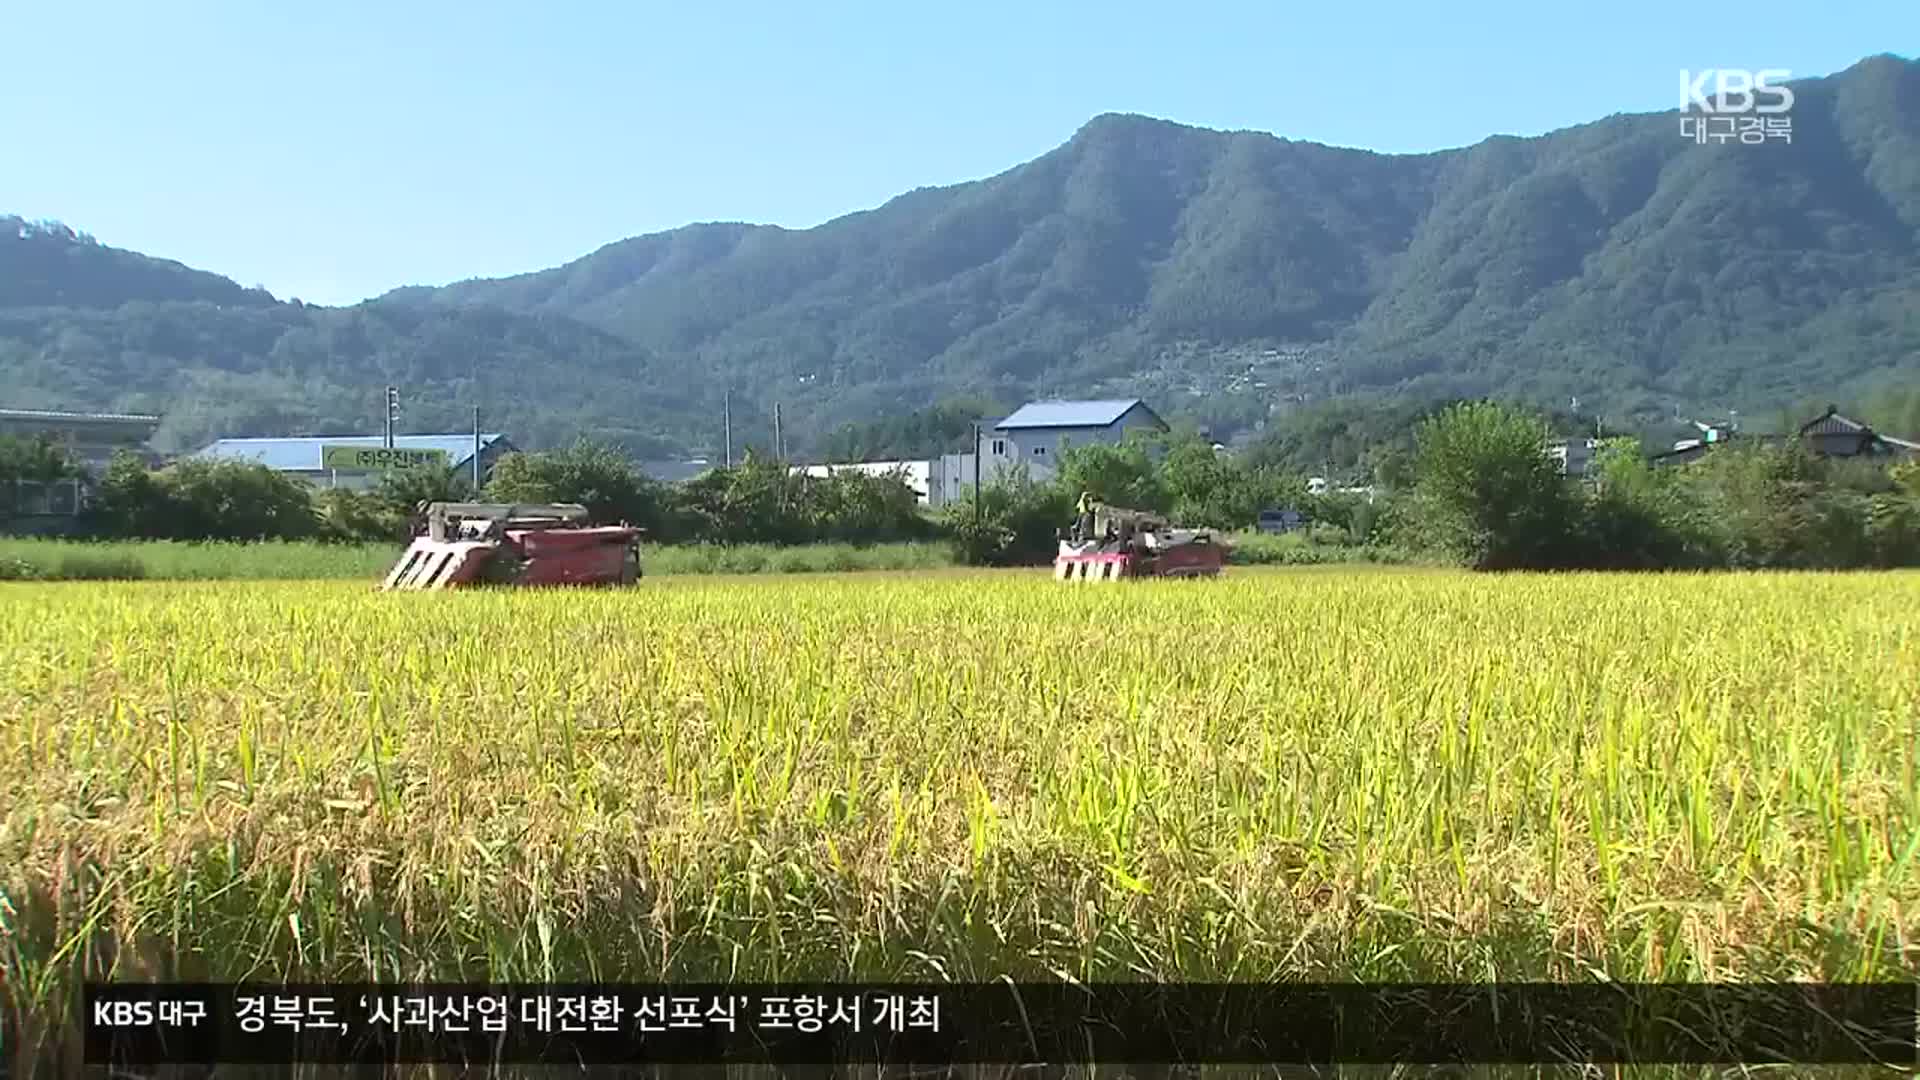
[
  {"xmin": 773, "ymin": 402, "xmax": 784, "ymax": 462},
  {"xmin": 472, "ymin": 405, "xmax": 482, "ymax": 494},
  {"xmin": 384, "ymin": 386, "xmax": 399, "ymax": 448},
  {"xmin": 723, "ymin": 389, "xmax": 733, "ymax": 469},
  {"xmin": 972, "ymin": 421, "xmax": 981, "ymax": 529}
]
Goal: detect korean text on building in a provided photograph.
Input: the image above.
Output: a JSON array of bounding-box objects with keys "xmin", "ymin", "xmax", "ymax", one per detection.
[{"xmin": 319, "ymin": 446, "xmax": 453, "ymax": 472}]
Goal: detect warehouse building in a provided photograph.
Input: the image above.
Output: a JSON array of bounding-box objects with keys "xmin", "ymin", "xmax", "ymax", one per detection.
[
  {"xmin": 0, "ymin": 406, "xmax": 162, "ymax": 471},
  {"xmin": 790, "ymin": 460, "xmax": 932, "ymax": 503},
  {"xmin": 0, "ymin": 406, "xmax": 164, "ymax": 531},
  {"xmin": 194, "ymin": 433, "xmax": 517, "ymax": 491}
]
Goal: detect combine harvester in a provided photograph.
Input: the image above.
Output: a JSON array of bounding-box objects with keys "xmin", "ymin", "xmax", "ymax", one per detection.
[
  {"xmin": 1053, "ymin": 499, "xmax": 1226, "ymax": 582},
  {"xmin": 380, "ymin": 502, "xmax": 642, "ymax": 590}
]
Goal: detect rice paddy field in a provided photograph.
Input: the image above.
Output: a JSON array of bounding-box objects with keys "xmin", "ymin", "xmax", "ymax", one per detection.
[
  {"xmin": 0, "ymin": 531, "xmax": 1406, "ymax": 583},
  {"xmin": 2, "ymin": 568, "xmax": 1917, "ymax": 1071}
]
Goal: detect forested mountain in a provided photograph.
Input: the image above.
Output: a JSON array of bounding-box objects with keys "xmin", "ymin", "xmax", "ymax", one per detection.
[
  {"xmin": 2, "ymin": 217, "xmax": 277, "ymax": 310},
  {"xmin": 0, "ymin": 219, "xmax": 699, "ymax": 454},
  {"xmin": 4, "ymin": 53, "xmax": 1917, "ymax": 456},
  {"xmin": 0, "ymin": 299, "xmax": 704, "ymax": 455},
  {"xmin": 0, "ymin": 232, "xmax": 702, "ymax": 455}
]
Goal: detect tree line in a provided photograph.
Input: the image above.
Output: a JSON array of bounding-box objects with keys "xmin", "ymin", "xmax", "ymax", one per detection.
[
  {"xmin": 934, "ymin": 405, "xmax": 1920, "ymax": 569},
  {"xmin": 5, "ymin": 397, "xmax": 1919, "ymax": 572},
  {"xmin": 1394, "ymin": 402, "xmax": 1920, "ymax": 570},
  {"xmin": 0, "ymin": 438, "xmax": 936, "ymax": 548}
]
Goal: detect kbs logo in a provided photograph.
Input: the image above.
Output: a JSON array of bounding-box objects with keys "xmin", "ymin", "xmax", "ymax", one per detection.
[
  {"xmin": 94, "ymin": 999, "xmax": 154, "ymax": 1026},
  {"xmin": 90, "ymin": 994, "xmax": 207, "ymax": 1027},
  {"xmin": 1679, "ymin": 69, "xmax": 1794, "ymax": 114},
  {"xmin": 1678, "ymin": 69, "xmax": 1793, "ymax": 146}
]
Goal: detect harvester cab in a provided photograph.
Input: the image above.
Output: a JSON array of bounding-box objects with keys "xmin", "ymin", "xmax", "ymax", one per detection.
[
  {"xmin": 380, "ymin": 502, "xmax": 643, "ymax": 591},
  {"xmin": 1054, "ymin": 501, "xmax": 1226, "ymax": 581}
]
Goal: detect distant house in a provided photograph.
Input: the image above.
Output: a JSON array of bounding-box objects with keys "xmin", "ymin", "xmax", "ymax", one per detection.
[
  {"xmin": 1797, "ymin": 406, "xmax": 1920, "ymax": 459},
  {"xmin": 1548, "ymin": 438, "xmax": 1601, "ymax": 477},
  {"xmin": 1650, "ymin": 407, "xmax": 1920, "ymax": 467},
  {"xmin": 988, "ymin": 399, "xmax": 1169, "ymax": 464},
  {"xmin": 1649, "ymin": 440, "xmax": 1719, "ymax": 468},
  {"xmin": 1649, "ymin": 421, "xmax": 1734, "ymax": 467},
  {"xmin": 1256, "ymin": 508, "xmax": 1308, "ymax": 534},
  {"xmin": 194, "ymin": 433, "xmax": 516, "ymax": 491},
  {"xmin": 928, "ymin": 398, "xmax": 1169, "ymax": 506}
]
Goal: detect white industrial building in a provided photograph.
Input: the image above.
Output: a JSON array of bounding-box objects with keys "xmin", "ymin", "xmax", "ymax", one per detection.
[
  {"xmin": 790, "ymin": 460, "xmax": 932, "ymax": 502},
  {"xmin": 0, "ymin": 406, "xmax": 163, "ymax": 528}
]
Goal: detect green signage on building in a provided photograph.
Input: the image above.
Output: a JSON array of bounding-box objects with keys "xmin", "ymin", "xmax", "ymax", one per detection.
[{"xmin": 319, "ymin": 445, "xmax": 453, "ymax": 472}]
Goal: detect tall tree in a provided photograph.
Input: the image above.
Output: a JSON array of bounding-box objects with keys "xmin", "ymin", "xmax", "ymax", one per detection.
[{"xmin": 1410, "ymin": 401, "xmax": 1575, "ymax": 570}]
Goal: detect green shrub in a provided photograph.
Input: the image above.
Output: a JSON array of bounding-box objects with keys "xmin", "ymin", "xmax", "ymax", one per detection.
[
  {"xmin": 1222, "ymin": 532, "xmax": 1417, "ymax": 566},
  {"xmin": 1866, "ymin": 492, "xmax": 1920, "ymax": 567},
  {"xmin": 940, "ymin": 465, "xmax": 1072, "ymax": 566},
  {"xmin": 0, "ymin": 538, "xmax": 399, "ymax": 581},
  {"xmin": 0, "ymin": 557, "xmax": 44, "ymax": 581},
  {"xmin": 82, "ymin": 453, "xmax": 324, "ymax": 542},
  {"xmin": 315, "ymin": 488, "xmax": 408, "ymax": 544},
  {"xmin": 54, "ymin": 553, "xmax": 147, "ymax": 580},
  {"xmin": 1410, "ymin": 401, "xmax": 1577, "ymax": 570},
  {"xmin": 716, "ymin": 547, "xmax": 770, "ymax": 575},
  {"xmin": 768, "ymin": 547, "xmax": 814, "ymax": 574},
  {"xmin": 641, "ymin": 545, "xmax": 719, "ymax": 576}
]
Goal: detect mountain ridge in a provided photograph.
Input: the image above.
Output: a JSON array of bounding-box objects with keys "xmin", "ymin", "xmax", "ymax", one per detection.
[
  {"xmin": 379, "ymin": 52, "xmax": 1915, "ymax": 301},
  {"xmin": 4, "ymin": 53, "xmax": 1918, "ymax": 455}
]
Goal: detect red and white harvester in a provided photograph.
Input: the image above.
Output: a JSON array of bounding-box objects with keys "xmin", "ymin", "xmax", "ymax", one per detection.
[
  {"xmin": 380, "ymin": 502, "xmax": 642, "ymax": 590},
  {"xmin": 1053, "ymin": 501, "xmax": 1227, "ymax": 582}
]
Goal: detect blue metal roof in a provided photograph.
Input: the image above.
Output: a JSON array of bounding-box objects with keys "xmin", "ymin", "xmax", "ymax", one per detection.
[
  {"xmin": 995, "ymin": 399, "xmax": 1159, "ymax": 430},
  {"xmin": 195, "ymin": 434, "xmax": 508, "ymax": 471}
]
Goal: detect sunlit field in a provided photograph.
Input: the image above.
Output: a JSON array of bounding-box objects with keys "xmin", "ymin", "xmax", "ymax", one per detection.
[
  {"xmin": 0, "ymin": 532, "xmax": 1411, "ymax": 583},
  {"xmin": 3, "ymin": 569, "xmax": 1916, "ymax": 1062}
]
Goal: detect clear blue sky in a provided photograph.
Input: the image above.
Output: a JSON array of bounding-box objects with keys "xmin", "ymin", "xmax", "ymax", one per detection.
[{"xmin": 2, "ymin": 0, "xmax": 1907, "ymax": 306}]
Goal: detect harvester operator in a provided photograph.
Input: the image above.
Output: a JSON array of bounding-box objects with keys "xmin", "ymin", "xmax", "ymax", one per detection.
[{"xmin": 1073, "ymin": 491, "xmax": 1095, "ymax": 543}]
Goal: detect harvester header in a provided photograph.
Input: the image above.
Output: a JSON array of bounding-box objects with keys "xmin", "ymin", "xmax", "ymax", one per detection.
[{"xmin": 380, "ymin": 502, "xmax": 643, "ymax": 590}]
